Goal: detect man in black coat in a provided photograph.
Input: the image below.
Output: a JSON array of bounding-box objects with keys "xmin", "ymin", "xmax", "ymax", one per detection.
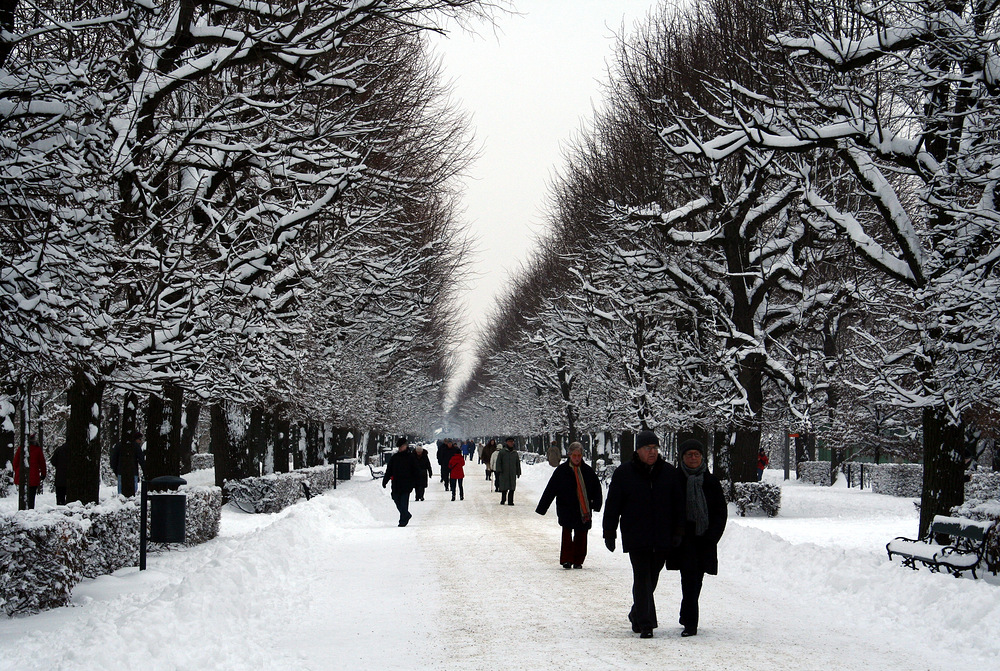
[
  {"xmin": 536, "ymin": 442, "xmax": 603, "ymax": 569},
  {"xmin": 603, "ymin": 430, "xmax": 681, "ymax": 639},
  {"xmin": 383, "ymin": 438, "xmax": 420, "ymax": 527},
  {"xmin": 668, "ymin": 439, "xmax": 727, "ymax": 637}
]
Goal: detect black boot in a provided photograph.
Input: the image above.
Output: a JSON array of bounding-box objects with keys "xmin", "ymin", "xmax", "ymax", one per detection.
[
  {"xmin": 507, "ymin": 491, "xmax": 514, "ymax": 506},
  {"xmin": 500, "ymin": 492, "xmax": 507, "ymax": 505}
]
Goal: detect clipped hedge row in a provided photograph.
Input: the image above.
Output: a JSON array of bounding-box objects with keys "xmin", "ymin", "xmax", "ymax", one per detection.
[
  {"xmin": 797, "ymin": 461, "xmax": 833, "ymax": 486},
  {"xmin": 190, "ymin": 453, "xmax": 215, "ymax": 471},
  {"xmin": 223, "ymin": 465, "xmax": 339, "ymax": 513},
  {"xmin": 723, "ymin": 481, "xmax": 781, "ymax": 517},
  {"xmin": 2, "ymin": 484, "xmax": 222, "ymax": 617},
  {"xmin": 868, "ymin": 464, "xmax": 923, "ymax": 497},
  {"xmin": 952, "ymin": 474, "xmax": 1000, "ymax": 575},
  {"xmin": 0, "ymin": 512, "xmax": 85, "ymax": 616}
]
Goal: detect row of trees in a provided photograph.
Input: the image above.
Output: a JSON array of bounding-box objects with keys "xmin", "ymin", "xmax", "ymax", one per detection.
[
  {"xmin": 449, "ymin": 0, "xmax": 999, "ymax": 534},
  {"xmin": 1, "ymin": 0, "xmax": 501, "ymax": 506}
]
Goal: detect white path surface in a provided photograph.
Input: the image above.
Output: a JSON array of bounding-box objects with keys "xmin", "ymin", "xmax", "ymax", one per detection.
[{"xmin": 1, "ymin": 460, "xmax": 997, "ymax": 671}]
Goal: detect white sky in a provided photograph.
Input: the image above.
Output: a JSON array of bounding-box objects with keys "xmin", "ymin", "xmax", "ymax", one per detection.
[{"xmin": 432, "ymin": 1, "xmax": 657, "ymax": 382}]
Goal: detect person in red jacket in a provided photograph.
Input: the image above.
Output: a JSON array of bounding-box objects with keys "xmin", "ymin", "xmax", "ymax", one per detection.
[
  {"xmin": 13, "ymin": 434, "xmax": 47, "ymax": 509},
  {"xmin": 448, "ymin": 450, "xmax": 466, "ymax": 501},
  {"xmin": 756, "ymin": 447, "xmax": 770, "ymax": 481}
]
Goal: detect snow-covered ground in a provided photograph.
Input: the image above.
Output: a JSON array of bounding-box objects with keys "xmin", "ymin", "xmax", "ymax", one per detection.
[{"xmin": 1, "ymin": 459, "xmax": 997, "ymax": 670}]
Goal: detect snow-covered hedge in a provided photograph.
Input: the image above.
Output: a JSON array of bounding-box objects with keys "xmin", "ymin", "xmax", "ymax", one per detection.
[
  {"xmin": 953, "ymin": 472, "xmax": 1000, "ymax": 575},
  {"xmin": 965, "ymin": 471, "xmax": 1000, "ymax": 501},
  {"xmin": 223, "ymin": 465, "xmax": 338, "ymax": 514},
  {"xmin": 723, "ymin": 481, "xmax": 781, "ymax": 517},
  {"xmin": 190, "ymin": 453, "xmax": 214, "ymax": 471},
  {"xmin": 180, "ymin": 486, "xmax": 222, "ymax": 545},
  {"xmin": 797, "ymin": 461, "xmax": 833, "ymax": 486},
  {"xmin": 0, "ymin": 511, "xmax": 85, "ymax": 616},
  {"xmin": 868, "ymin": 464, "xmax": 923, "ymax": 497},
  {"xmin": 0, "ymin": 465, "xmax": 10, "ymax": 498}
]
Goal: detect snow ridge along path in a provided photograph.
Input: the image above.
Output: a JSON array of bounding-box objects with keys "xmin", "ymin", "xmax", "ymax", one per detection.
[{"xmin": 1, "ymin": 460, "xmax": 997, "ymax": 671}]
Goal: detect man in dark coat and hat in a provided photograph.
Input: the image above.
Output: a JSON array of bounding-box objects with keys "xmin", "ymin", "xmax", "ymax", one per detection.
[
  {"xmin": 668, "ymin": 438, "xmax": 727, "ymax": 637},
  {"xmin": 383, "ymin": 438, "xmax": 419, "ymax": 526},
  {"xmin": 536, "ymin": 442, "xmax": 603, "ymax": 569},
  {"xmin": 603, "ymin": 430, "xmax": 681, "ymax": 639}
]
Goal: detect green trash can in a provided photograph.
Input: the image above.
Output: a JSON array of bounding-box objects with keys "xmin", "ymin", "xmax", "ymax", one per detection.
[
  {"xmin": 336, "ymin": 460, "xmax": 352, "ymax": 481},
  {"xmin": 149, "ymin": 476, "xmax": 187, "ymax": 544}
]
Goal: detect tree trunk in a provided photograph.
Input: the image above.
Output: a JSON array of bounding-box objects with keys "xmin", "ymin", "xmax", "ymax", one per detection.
[
  {"xmin": 729, "ymin": 426, "xmax": 760, "ymax": 483},
  {"xmin": 0, "ymin": 392, "xmax": 13, "ymax": 472},
  {"xmin": 210, "ymin": 403, "xmax": 231, "ymax": 492},
  {"xmin": 292, "ymin": 423, "xmax": 304, "ymax": 469},
  {"xmin": 620, "ymin": 431, "xmax": 634, "ymax": 464},
  {"xmin": 713, "ymin": 430, "xmax": 730, "ymax": 481},
  {"xmin": 65, "ymin": 369, "xmax": 104, "ymax": 505},
  {"xmin": 919, "ymin": 407, "xmax": 967, "ymax": 538},
  {"xmin": 273, "ymin": 418, "xmax": 291, "ymax": 473},
  {"xmin": 145, "ymin": 385, "xmax": 184, "ymax": 480},
  {"xmin": 180, "ymin": 400, "xmax": 201, "ymax": 474},
  {"xmin": 305, "ymin": 422, "xmax": 321, "ymax": 466}
]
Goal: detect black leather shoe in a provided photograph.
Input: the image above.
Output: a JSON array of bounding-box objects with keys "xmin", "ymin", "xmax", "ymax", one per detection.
[
  {"xmin": 562, "ymin": 563, "xmax": 572, "ymax": 569},
  {"xmin": 572, "ymin": 564, "xmax": 582, "ymax": 569},
  {"xmin": 640, "ymin": 629, "xmax": 653, "ymax": 639},
  {"xmin": 681, "ymin": 627, "xmax": 697, "ymax": 637}
]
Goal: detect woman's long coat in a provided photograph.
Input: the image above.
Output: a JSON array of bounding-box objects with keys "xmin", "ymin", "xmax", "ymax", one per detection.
[
  {"xmin": 494, "ymin": 447, "xmax": 521, "ymax": 491},
  {"xmin": 667, "ymin": 468, "xmax": 728, "ymax": 575},
  {"xmin": 535, "ymin": 460, "xmax": 603, "ymax": 530},
  {"xmin": 414, "ymin": 450, "xmax": 433, "ymax": 488}
]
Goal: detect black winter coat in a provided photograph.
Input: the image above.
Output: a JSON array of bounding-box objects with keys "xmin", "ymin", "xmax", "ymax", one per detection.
[
  {"xmin": 383, "ymin": 449, "xmax": 419, "ymax": 494},
  {"xmin": 414, "ymin": 450, "xmax": 433, "ymax": 488},
  {"xmin": 667, "ymin": 468, "xmax": 728, "ymax": 575},
  {"xmin": 603, "ymin": 455, "xmax": 681, "ymax": 553},
  {"xmin": 535, "ymin": 460, "xmax": 603, "ymax": 530}
]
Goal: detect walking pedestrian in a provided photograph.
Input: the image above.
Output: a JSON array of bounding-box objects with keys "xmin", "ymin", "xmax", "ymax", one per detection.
[
  {"xmin": 495, "ymin": 437, "xmax": 521, "ymax": 505},
  {"xmin": 110, "ymin": 431, "xmax": 145, "ymax": 496},
  {"xmin": 668, "ymin": 439, "xmax": 727, "ymax": 637},
  {"xmin": 602, "ymin": 430, "xmax": 681, "ymax": 639},
  {"xmin": 49, "ymin": 442, "xmax": 68, "ymax": 505},
  {"xmin": 536, "ymin": 442, "xmax": 603, "ymax": 568},
  {"xmin": 481, "ymin": 439, "xmax": 498, "ymax": 481},
  {"xmin": 13, "ymin": 434, "xmax": 46, "ymax": 509},
  {"xmin": 546, "ymin": 440, "xmax": 561, "ymax": 467},
  {"xmin": 756, "ymin": 447, "xmax": 770, "ymax": 481},
  {"xmin": 413, "ymin": 444, "xmax": 433, "ymax": 501},
  {"xmin": 436, "ymin": 439, "xmax": 451, "ymax": 490},
  {"xmin": 383, "ymin": 438, "xmax": 419, "ymax": 526},
  {"xmin": 449, "ymin": 450, "xmax": 466, "ymax": 501}
]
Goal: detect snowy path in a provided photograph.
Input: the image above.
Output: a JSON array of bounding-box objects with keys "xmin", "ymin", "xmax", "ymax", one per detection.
[{"xmin": 2, "ymin": 461, "xmax": 997, "ymax": 671}]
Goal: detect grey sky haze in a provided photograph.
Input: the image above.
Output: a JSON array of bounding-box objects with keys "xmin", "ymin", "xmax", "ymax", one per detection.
[{"xmin": 433, "ymin": 1, "xmax": 655, "ymax": 382}]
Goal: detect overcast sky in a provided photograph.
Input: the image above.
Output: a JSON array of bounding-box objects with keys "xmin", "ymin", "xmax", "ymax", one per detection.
[{"xmin": 432, "ymin": 0, "xmax": 656, "ymax": 383}]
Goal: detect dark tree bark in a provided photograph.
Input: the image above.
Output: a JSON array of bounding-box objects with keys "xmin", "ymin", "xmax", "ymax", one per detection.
[
  {"xmin": 273, "ymin": 418, "xmax": 291, "ymax": 473},
  {"xmin": 292, "ymin": 423, "xmax": 304, "ymax": 469},
  {"xmin": 919, "ymin": 407, "xmax": 967, "ymax": 538},
  {"xmin": 619, "ymin": 430, "xmax": 634, "ymax": 464},
  {"xmin": 210, "ymin": 403, "xmax": 231, "ymax": 492},
  {"xmin": 144, "ymin": 385, "xmax": 184, "ymax": 480},
  {"xmin": 65, "ymin": 368, "xmax": 104, "ymax": 505}
]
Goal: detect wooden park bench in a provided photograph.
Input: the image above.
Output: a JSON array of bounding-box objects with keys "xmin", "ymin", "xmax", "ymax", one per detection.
[
  {"xmin": 886, "ymin": 515, "xmax": 995, "ymax": 579},
  {"xmin": 368, "ymin": 461, "xmax": 385, "ymax": 480}
]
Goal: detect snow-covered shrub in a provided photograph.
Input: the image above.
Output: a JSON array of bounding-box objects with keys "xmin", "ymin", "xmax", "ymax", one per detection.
[
  {"xmin": 224, "ymin": 465, "xmax": 338, "ymax": 513},
  {"xmin": 723, "ymin": 481, "xmax": 781, "ymax": 517},
  {"xmin": 190, "ymin": 453, "xmax": 214, "ymax": 471},
  {"xmin": 62, "ymin": 497, "xmax": 140, "ymax": 579},
  {"xmin": 966, "ymin": 472, "xmax": 1000, "ymax": 501},
  {"xmin": 0, "ymin": 511, "xmax": 85, "ymax": 616},
  {"xmin": 869, "ymin": 464, "xmax": 923, "ymax": 497},
  {"xmin": 0, "ymin": 465, "xmax": 10, "ymax": 498},
  {"xmin": 953, "ymin": 473, "xmax": 1000, "ymax": 575},
  {"xmin": 797, "ymin": 461, "xmax": 832, "ymax": 485},
  {"xmin": 181, "ymin": 485, "xmax": 222, "ymax": 546}
]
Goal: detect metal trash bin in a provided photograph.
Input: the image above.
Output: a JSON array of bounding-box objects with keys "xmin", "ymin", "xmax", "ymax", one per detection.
[
  {"xmin": 149, "ymin": 476, "xmax": 187, "ymax": 544},
  {"xmin": 336, "ymin": 460, "xmax": 352, "ymax": 481}
]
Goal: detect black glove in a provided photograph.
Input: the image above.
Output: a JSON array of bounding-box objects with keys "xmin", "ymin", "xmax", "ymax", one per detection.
[
  {"xmin": 382, "ymin": 482, "xmax": 387, "ymax": 489},
  {"xmin": 605, "ymin": 537, "xmax": 615, "ymax": 552}
]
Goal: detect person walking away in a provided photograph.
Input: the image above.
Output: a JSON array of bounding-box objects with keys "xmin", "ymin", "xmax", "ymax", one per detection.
[
  {"xmin": 668, "ymin": 439, "xmax": 727, "ymax": 637},
  {"xmin": 436, "ymin": 439, "xmax": 451, "ymax": 490},
  {"xmin": 603, "ymin": 430, "xmax": 681, "ymax": 639},
  {"xmin": 536, "ymin": 442, "xmax": 603, "ymax": 568},
  {"xmin": 110, "ymin": 431, "xmax": 145, "ymax": 496},
  {"xmin": 482, "ymin": 439, "xmax": 498, "ymax": 481},
  {"xmin": 383, "ymin": 438, "xmax": 419, "ymax": 526},
  {"xmin": 546, "ymin": 440, "xmax": 562, "ymax": 467},
  {"xmin": 494, "ymin": 437, "xmax": 521, "ymax": 505},
  {"xmin": 449, "ymin": 450, "xmax": 466, "ymax": 501},
  {"xmin": 756, "ymin": 447, "xmax": 769, "ymax": 482},
  {"xmin": 49, "ymin": 442, "xmax": 68, "ymax": 505},
  {"xmin": 413, "ymin": 444, "xmax": 433, "ymax": 501},
  {"xmin": 13, "ymin": 434, "xmax": 46, "ymax": 509}
]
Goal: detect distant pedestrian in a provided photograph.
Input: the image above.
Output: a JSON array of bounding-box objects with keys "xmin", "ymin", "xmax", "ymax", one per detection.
[
  {"xmin": 495, "ymin": 437, "xmax": 521, "ymax": 505},
  {"xmin": 49, "ymin": 442, "xmax": 68, "ymax": 505},
  {"xmin": 383, "ymin": 438, "xmax": 419, "ymax": 526},
  {"xmin": 13, "ymin": 434, "xmax": 46, "ymax": 509},
  {"xmin": 110, "ymin": 431, "xmax": 145, "ymax": 496},
  {"xmin": 536, "ymin": 442, "xmax": 603, "ymax": 569},
  {"xmin": 756, "ymin": 447, "xmax": 769, "ymax": 481},
  {"xmin": 603, "ymin": 430, "xmax": 681, "ymax": 639},
  {"xmin": 413, "ymin": 444, "xmax": 433, "ymax": 501},
  {"xmin": 437, "ymin": 440, "xmax": 451, "ymax": 490},
  {"xmin": 449, "ymin": 450, "xmax": 466, "ymax": 501},
  {"xmin": 482, "ymin": 439, "xmax": 498, "ymax": 481},
  {"xmin": 546, "ymin": 441, "xmax": 561, "ymax": 467},
  {"xmin": 668, "ymin": 439, "xmax": 727, "ymax": 637}
]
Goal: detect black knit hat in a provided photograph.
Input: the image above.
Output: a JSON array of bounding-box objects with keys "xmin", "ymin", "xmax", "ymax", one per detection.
[
  {"xmin": 635, "ymin": 430, "xmax": 659, "ymax": 449},
  {"xmin": 396, "ymin": 437, "xmax": 408, "ymax": 448},
  {"xmin": 679, "ymin": 439, "xmax": 706, "ymax": 457}
]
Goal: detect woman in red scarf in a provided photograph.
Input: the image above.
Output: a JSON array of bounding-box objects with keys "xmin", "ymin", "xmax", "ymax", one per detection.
[{"xmin": 535, "ymin": 442, "xmax": 603, "ymax": 569}]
